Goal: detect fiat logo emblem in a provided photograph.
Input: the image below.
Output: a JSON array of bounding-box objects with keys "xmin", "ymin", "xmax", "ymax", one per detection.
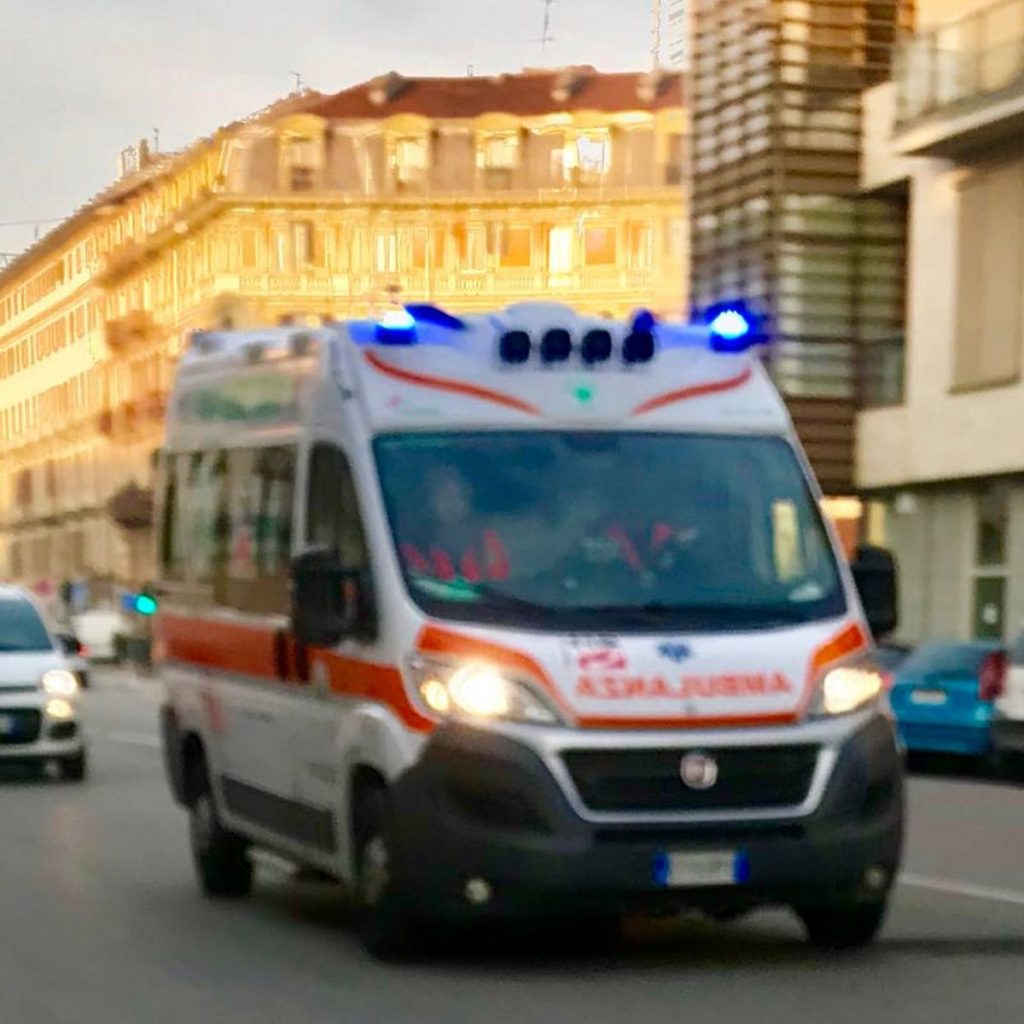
[{"xmin": 680, "ymin": 752, "xmax": 719, "ymax": 790}]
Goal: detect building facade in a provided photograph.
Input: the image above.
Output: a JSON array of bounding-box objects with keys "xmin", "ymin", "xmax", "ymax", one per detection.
[
  {"xmin": 688, "ymin": 0, "xmax": 914, "ymax": 504},
  {"xmin": 858, "ymin": 0, "xmax": 1024, "ymax": 644},
  {"xmin": 0, "ymin": 68, "xmax": 686, "ymax": 593}
]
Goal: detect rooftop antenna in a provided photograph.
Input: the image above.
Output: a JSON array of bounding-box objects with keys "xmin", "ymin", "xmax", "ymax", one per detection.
[
  {"xmin": 467, "ymin": 63, "xmax": 475, "ymax": 77},
  {"xmin": 538, "ymin": 0, "xmax": 556, "ymax": 54},
  {"xmin": 153, "ymin": 126, "xmax": 160, "ymax": 153},
  {"xmin": 651, "ymin": 0, "xmax": 662, "ymax": 67},
  {"xmin": 290, "ymin": 70, "xmax": 303, "ymax": 94}
]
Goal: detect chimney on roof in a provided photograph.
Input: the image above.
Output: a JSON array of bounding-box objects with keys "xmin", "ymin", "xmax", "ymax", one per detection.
[
  {"xmin": 138, "ymin": 138, "xmax": 152, "ymax": 168},
  {"xmin": 551, "ymin": 66, "xmax": 592, "ymax": 103},
  {"xmin": 637, "ymin": 68, "xmax": 672, "ymax": 103},
  {"xmin": 368, "ymin": 71, "xmax": 410, "ymax": 106}
]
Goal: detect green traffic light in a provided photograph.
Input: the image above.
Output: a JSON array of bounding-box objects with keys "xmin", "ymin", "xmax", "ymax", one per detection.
[{"xmin": 134, "ymin": 594, "xmax": 159, "ymax": 617}]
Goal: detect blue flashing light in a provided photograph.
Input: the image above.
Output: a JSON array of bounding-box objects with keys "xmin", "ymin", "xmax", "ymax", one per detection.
[
  {"xmin": 709, "ymin": 309, "xmax": 751, "ymax": 342},
  {"xmin": 702, "ymin": 301, "xmax": 765, "ymax": 353},
  {"xmin": 404, "ymin": 303, "xmax": 467, "ymax": 331},
  {"xmin": 630, "ymin": 309, "xmax": 657, "ymax": 334},
  {"xmin": 374, "ymin": 308, "xmax": 418, "ymax": 345}
]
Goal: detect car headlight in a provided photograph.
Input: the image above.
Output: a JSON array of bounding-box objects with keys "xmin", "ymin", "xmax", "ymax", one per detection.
[
  {"xmin": 807, "ymin": 654, "xmax": 886, "ymax": 718},
  {"xmin": 41, "ymin": 669, "xmax": 79, "ymax": 698},
  {"xmin": 408, "ymin": 656, "xmax": 563, "ymax": 725}
]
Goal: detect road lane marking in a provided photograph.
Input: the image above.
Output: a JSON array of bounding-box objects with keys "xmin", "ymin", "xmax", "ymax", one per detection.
[
  {"xmin": 105, "ymin": 732, "xmax": 161, "ymax": 749},
  {"xmin": 901, "ymin": 873, "xmax": 1024, "ymax": 909}
]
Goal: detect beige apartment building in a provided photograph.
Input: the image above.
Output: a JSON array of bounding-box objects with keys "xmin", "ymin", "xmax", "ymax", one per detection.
[
  {"xmin": 0, "ymin": 68, "xmax": 686, "ymax": 593},
  {"xmin": 859, "ymin": 0, "xmax": 1024, "ymax": 643}
]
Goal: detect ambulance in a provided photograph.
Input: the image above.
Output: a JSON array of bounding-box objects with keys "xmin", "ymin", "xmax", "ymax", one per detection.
[{"xmin": 157, "ymin": 302, "xmax": 903, "ymax": 957}]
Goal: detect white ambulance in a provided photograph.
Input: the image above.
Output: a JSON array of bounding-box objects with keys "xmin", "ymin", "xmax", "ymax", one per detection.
[{"xmin": 157, "ymin": 302, "xmax": 903, "ymax": 957}]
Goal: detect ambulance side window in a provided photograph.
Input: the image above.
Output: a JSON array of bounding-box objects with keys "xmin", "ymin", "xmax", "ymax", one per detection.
[
  {"xmin": 221, "ymin": 445, "xmax": 296, "ymax": 615},
  {"xmin": 306, "ymin": 443, "xmax": 369, "ymax": 572}
]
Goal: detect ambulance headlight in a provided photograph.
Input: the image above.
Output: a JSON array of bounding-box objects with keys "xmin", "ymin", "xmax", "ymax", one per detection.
[
  {"xmin": 808, "ymin": 655, "xmax": 886, "ymax": 718},
  {"xmin": 408, "ymin": 657, "xmax": 563, "ymax": 725}
]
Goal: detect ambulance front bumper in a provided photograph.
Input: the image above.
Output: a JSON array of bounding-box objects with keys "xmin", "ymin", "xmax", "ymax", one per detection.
[{"xmin": 388, "ymin": 711, "xmax": 904, "ymax": 919}]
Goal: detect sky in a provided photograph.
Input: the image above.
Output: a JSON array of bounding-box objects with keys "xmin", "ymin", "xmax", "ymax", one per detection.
[{"xmin": 0, "ymin": 0, "xmax": 651, "ymax": 256}]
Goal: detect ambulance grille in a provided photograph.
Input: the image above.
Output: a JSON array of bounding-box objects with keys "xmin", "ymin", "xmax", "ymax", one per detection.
[{"xmin": 562, "ymin": 745, "xmax": 819, "ymax": 814}]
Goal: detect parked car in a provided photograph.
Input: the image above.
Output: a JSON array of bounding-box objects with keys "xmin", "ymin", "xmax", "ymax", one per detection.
[
  {"xmin": 0, "ymin": 585, "xmax": 87, "ymax": 780},
  {"xmin": 875, "ymin": 642, "xmax": 913, "ymax": 687},
  {"xmin": 70, "ymin": 607, "xmax": 126, "ymax": 663},
  {"xmin": 889, "ymin": 640, "xmax": 1006, "ymax": 760},
  {"xmin": 992, "ymin": 631, "xmax": 1024, "ymax": 770}
]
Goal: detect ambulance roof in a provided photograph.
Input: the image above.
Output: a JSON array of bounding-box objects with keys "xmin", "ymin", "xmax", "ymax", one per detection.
[{"xmin": 166, "ymin": 304, "xmax": 792, "ymax": 449}]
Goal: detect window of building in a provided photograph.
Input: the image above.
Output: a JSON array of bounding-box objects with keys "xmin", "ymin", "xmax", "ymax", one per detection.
[
  {"xmin": 973, "ymin": 483, "xmax": 1010, "ymax": 640},
  {"xmin": 954, "ymin": 159, "xmax": 1024, "ymax": 391},
  {"xmin": 548, "ymin": 226, "xmax": 574, "ymax": 274},
  {"xmin": 240, "ymin": 229, "xmax": 259, "ymax": 269},
  {"xmin": 584, "ymin": 226, "xmax": 617, "ymax": 266},
  {"xmin": 628, "ymin": 223, "xmax": 653, "ymax": 269},
  {"xmin": 478, "ymin": 133, "xmax": 519, "ymax": 188},
  {"xmin": 499, "ymin": 226, "xmax": 532, "ymax": 268},
  {"xmin": 374, "ymin": 232, "xmax": 398, "ymax": 273},
  {"xmin": 394, "ymin": 137, "xmax": 429, "ymax": 189},
  {"xmin": 293, "ymin": 221, "xmax": 316, "ymax": 266},
  {"xmin": 410, "ymin": 230, "xmax": 429, "ymax": 270},
  {"xmin": 479, "ymin": 133, "xmax": 520, "ymax": 171},
  {"xmin": 576, "ymin": 132, "xmax": 611, "ymax": 184},
  {"xmin": 273, "ymin": 229, "xmax": 290, "ymax": 272},
  {"xmin": 283, "ymin": 136, "xmax": 319, "ymax": 192}
]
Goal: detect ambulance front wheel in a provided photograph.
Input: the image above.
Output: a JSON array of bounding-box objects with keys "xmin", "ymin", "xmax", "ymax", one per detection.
[
  {"xmin": 187, "ymin": 756, "xmax": 253, "ymax": 899},
  {"xmin": 353, "ymin": 780, "xmax": 420, "ymax": 960},
  {"xmin": 795, "ymin": 895, "xmax": 889, "ymax": 950}
]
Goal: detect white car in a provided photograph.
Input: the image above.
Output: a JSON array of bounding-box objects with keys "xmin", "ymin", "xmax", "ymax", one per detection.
[
  {"xmin": 0, "ymin": 586, "xmax": 87, "ymax": 780},
  {"xmin": 993, "ymin": 631, "xmax": 1024, "ymax": 770},
  {"xmin": 70, "ymin": 607, "xmax": 126, "ymax": 663}
]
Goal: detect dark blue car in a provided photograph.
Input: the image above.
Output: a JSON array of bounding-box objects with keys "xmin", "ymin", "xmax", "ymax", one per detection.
[{"xmin": 890, "ymin": 641, "xmax": 1007, "ymax": 758}]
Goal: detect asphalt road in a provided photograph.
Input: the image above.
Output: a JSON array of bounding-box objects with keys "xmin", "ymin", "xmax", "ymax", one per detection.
[{"xmin": 2, "ymin": 668, "xmax": 1023, "ymax": 1024}]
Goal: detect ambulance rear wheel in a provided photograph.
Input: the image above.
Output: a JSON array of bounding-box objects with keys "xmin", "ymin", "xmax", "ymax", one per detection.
[
  {"xmin": 796, "ymin": 896, "xmax": 889, "ymax": 950},
  {"xmin": 353, "ymin": 782, "xmax": 419, "ymax": 960},
  {"xmin": 187, "ymin": 757, "xmax": 252, "ymax": 899}
]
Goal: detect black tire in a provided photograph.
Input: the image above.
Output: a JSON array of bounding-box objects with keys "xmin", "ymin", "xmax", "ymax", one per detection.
[
  {"xmin": 187, "ymin": 757, "xmax": 252, "ymax": 899},
  {"xmin": 796, "ymin": 897, "xmax": 889, "ymax": 950},
  {"xmin": 58, "ymin": 750, "xmax": 87, "ymax": 782},
  {"xmin": 353, "ymin": 782, "xmax": 419, "ymax": 960}
]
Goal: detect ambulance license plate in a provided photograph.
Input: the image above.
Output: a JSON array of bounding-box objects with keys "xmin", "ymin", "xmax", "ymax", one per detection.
[{"xmin": 654, "ymin": 850, "xmax": 749, "ymax": 888}]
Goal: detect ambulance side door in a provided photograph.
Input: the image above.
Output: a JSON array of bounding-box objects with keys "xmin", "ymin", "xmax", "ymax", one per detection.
[{"xmin": 291, "ymin": 441, "xmax": 375, "ymax": 857}]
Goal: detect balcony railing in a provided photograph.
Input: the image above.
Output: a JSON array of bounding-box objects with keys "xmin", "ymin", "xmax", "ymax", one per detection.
[{"xmin": 896, "ymin": 0, "xmax": 1024, "ymax": 125}]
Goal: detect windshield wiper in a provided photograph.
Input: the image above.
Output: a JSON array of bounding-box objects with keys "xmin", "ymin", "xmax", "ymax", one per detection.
[
  {"xmin": 463, "ymin": 583, "xmax": 556, "ymax": 616},
  {"xmin": 573, "ymin": 602, "xmax": 813, "ymax": 626}
]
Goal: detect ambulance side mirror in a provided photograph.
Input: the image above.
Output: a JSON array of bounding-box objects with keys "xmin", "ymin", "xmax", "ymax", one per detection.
[
  {"xmin": 291, "ymin": 547, "xmax": 376, "ymax": 648},
  {"xmin": 851, "ymin": 544, "xmax": 898, "ymax": 640}
]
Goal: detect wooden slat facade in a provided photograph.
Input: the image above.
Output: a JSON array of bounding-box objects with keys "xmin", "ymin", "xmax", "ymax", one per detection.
[{"xmin": 689, "ymin": 0, "xmax": 914, "ymax": 494}]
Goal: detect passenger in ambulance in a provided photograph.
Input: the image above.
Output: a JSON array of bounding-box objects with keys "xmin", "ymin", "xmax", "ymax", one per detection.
[{"xmin": 397, "ymin": 464, "xmax": 511, "ymax": 585}]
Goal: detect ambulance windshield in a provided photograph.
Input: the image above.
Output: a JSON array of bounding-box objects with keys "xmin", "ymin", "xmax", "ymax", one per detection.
[{"xmin": 374, "ymin": 432, "xmax": 846, "ymax": 632}]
